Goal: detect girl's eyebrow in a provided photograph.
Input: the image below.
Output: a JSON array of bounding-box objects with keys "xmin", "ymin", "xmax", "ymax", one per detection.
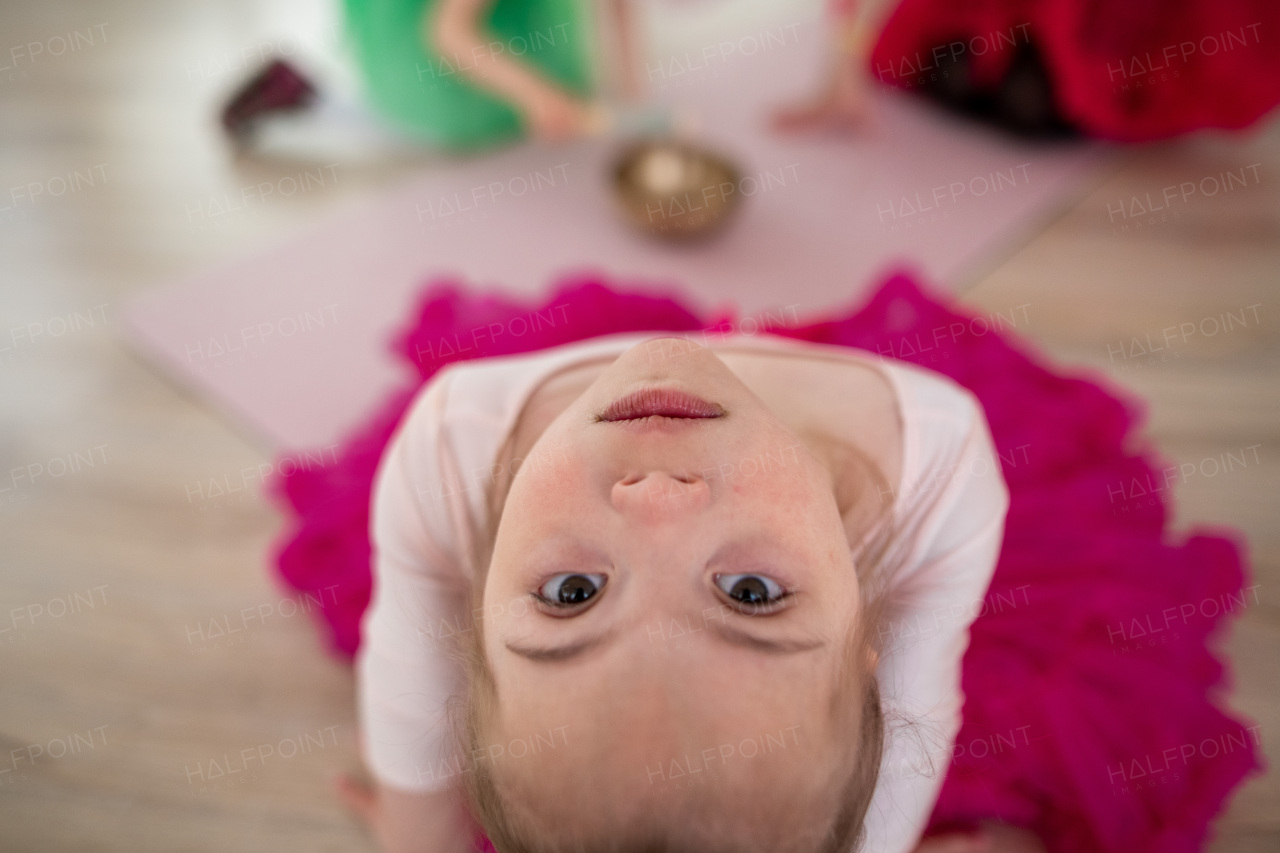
[{"xmin": 504, "ymin": 623, "xmax": 825, "ymax": 662}]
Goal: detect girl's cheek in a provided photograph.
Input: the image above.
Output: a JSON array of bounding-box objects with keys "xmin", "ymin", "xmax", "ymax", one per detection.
[{"xmin": 512, "ymin": 440, "xmax": 579, "ymax": 498}]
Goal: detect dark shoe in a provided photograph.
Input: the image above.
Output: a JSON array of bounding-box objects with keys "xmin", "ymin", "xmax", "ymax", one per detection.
[{"xmin": 221, "ymin": 59, "xmax": 317, "ymax": 139}]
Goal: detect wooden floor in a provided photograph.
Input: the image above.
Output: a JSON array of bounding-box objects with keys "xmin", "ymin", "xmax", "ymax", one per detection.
[{"xmin": 0, "ymin": 2, "xmax": 1276, "ymax": 850}]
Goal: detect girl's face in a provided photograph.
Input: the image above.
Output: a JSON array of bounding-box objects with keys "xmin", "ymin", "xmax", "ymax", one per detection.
[{"xmin": 483, "ymin": 337, "xmax": 861, "ymax": 809}]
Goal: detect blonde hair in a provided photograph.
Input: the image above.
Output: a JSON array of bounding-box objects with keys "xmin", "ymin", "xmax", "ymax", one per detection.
[{"xmin": 445, "ymin": 426, "xmax": 897, "ymax": 853}]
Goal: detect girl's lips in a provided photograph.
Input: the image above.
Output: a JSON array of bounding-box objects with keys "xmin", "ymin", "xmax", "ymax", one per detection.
[{"xmin": 599, "ymin": 387, "xmax": 725, "ymax": 421}]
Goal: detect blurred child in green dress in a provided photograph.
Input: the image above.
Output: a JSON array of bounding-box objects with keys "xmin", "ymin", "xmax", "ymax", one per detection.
[{"xmin": 225, "ymin": 0, "xmax": 638, "ymax": 150}]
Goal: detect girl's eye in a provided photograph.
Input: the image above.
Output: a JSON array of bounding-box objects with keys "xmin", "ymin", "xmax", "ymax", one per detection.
[
  {"xmin": 714, "ymin": 573, "xmax": 787, "ymax": 607},
  {"xmin": 537, "ymin": 573, "xmax": 607, "ymax": 607}
]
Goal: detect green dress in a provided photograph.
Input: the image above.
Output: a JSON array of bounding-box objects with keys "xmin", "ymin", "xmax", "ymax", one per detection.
[{"xmin": 341, "ymin": 0, "xmax": 596, "ymax": 150}]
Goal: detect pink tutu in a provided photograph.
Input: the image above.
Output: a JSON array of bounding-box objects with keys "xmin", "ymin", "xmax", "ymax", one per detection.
[{"xmin": 267, "ymin": 270, "xmax": 1260, "ymax": 852}]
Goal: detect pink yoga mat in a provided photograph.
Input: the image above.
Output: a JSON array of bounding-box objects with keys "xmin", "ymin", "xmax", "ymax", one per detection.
[{"xmin": 124, "ymin": 18, "xmax": 1104, "ymax": 451}]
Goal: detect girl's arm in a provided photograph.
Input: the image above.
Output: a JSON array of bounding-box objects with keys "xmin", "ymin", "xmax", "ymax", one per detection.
[
  {"xmin": 604, "ymin": 0, "xmax": 642, "ymax": 101},
  {"xmin": 426, "ymin": 0, "xmax": 593, "ymax": 140},
  {"xmin": 772, "ymin": 0, "xmax": 896, "ymax": 133}
]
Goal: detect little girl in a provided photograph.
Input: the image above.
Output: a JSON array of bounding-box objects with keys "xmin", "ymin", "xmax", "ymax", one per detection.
[{"xmin": 345, "ymin": 329, "xmax": 1013, "ymax": 853}]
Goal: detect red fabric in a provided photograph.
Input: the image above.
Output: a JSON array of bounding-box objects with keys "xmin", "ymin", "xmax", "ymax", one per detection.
[
  {"xmin": 868, "ymin": 0, "xmax": 1280, "ymax": 140},
  {"xmin": 266, "ymin": 270, "xmax": 1261, "ymax": 851}
]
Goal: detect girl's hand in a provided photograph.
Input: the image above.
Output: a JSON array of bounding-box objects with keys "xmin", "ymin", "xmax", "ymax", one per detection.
[
  {"xmin": 772, "ymin": 60, "xmax": 874, "ymax": 134},
  {"xmin": 336, "ymin": 772, "xmax": 473, "ymax": 853},
  {"xmin": 913, "ymin": 822, "xmax": 1047, "ymax": 853},
  {"xmin": 515, "ymin": 83, "xmax": 595, "ymax": 143}
]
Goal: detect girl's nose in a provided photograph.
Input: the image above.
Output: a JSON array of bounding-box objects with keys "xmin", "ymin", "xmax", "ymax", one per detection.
[{"xmin": 611, "ymin": 471, "xmax": 711, "ymax": 521}]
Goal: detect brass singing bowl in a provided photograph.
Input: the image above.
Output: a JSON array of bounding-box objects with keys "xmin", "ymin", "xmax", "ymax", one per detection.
[{"xmin": 611, "ymin": 139, "xmax": 743, "ymax": 242}]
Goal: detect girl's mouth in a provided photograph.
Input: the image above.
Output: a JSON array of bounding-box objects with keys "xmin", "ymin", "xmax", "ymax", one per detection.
[{"xmin": 599, "ymin": 387, "xmax": 725, "ymax": 421}]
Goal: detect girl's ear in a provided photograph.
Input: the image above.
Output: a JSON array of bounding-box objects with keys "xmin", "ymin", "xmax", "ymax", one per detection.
[{"xmin": 866, "ymin": 646, "xmax": 880, "ymax": 671}]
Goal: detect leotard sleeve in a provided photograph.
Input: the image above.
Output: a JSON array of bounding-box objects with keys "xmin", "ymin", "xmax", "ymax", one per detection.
[
  {"xmin": 356, "ymin": 369, "xmax": 475, "ymax": 792},
  {"xmin": 861, "ymin": 365, "xmax": 1010, "ymax": 853}
]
